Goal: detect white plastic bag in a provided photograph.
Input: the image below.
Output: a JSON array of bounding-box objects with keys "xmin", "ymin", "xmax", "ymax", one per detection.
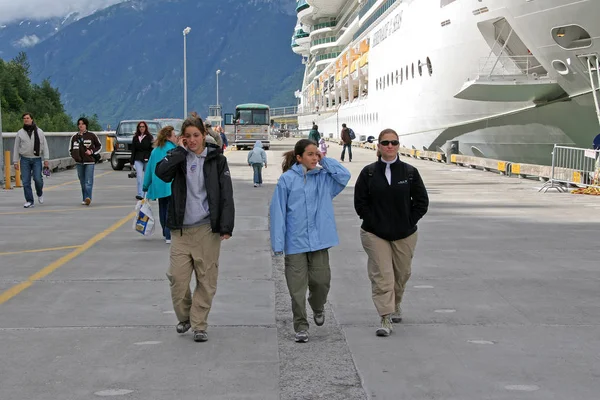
[{"xmin": 132, "ymin": 199, "xmax": 155, "ymax": 236}]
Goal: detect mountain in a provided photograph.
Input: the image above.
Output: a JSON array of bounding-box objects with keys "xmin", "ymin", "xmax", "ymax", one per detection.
[
  {"xmin": 21, "ymin": 0, "xmax": 301, "ymax": 127},
  {"xmin": 0, "ymin": 13, "xmax": 81, "ymax": 60}
]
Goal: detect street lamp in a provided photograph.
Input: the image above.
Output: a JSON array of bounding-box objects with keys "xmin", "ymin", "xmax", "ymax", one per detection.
[
  {"xmin": 216, "ymin": 69, "xmax": 221, "ymax": 107},
  {"xmin": 183, "ymin": 26, "xmax": 191, "ymax": 119}
]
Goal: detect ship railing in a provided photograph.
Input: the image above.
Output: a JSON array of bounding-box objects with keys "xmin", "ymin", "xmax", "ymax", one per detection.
[
  {"xmin": 270, "ymin": 106, "xmax": 299, "ymax": 117},
  {"xmin": 477, "ymin": 55, "xmax": 548, "ymax": 79},
  {"xmin": 540, "ymin": 145, "xmax": 600, "ymax": 193}
]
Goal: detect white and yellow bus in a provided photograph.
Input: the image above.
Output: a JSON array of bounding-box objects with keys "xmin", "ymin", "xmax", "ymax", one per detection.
[{"xmin": 224, "ymin": 103, "xmax": 270, "ymax": 150}]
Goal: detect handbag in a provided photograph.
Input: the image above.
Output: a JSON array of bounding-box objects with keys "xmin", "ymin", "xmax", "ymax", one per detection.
[{"xmin": 132, "ymin": 198, "xmax": 155, "ymax": 236}]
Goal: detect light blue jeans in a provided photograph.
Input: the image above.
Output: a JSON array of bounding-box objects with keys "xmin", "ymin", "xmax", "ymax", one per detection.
[
  {"xmin": 252, "ymin": 163, "xmax": 263, "ymax": 185},
  {"xmin": 134, "ymin": 161, "xmax": 146, "ymax": 197},
  {"xmin": 76, "ymin": 164, "xmax": 95, "ymax": 201}
]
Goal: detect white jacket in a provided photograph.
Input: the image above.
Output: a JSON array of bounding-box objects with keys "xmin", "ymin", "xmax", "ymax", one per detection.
[{"xmin": 13, "ymin": 128, "xmax": 50, "ymax": 162}]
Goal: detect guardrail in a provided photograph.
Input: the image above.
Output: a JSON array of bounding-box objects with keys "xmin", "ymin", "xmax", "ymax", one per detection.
[
  {"xmin": 2, "ymin": 131, "xmax": 114, "ymax": 183},
  {"xmin": 324, "ymin": 138, "xmax": 600, "ymax": 195},
  {"xmin": 270, "ymin": 106, "xmax": 299, "ymax": 117}
]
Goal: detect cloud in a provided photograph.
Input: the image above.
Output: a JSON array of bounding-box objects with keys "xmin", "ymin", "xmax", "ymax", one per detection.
[
  {"xmin": 0, "ymin": 0, "xmax": 126, "ymax": 24},
  {"xmin": 15, "ymin": 34, "xmax": 41, "ymax": 47}
]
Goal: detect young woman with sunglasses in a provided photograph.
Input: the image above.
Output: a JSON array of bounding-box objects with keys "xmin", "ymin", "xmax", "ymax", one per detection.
[{"xmin": 354, "ymin": 128, "xmax": 429, "ymax": 337}]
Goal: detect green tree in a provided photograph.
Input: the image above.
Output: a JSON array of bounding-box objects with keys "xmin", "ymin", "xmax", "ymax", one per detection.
[{"xmin": 0, "ymin": 53, "xmax": 80, "ymax": 132}]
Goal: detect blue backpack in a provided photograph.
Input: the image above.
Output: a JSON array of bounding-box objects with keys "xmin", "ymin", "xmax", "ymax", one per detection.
[{"xmin": 349, "ymin": 128, "xmax": 356, "ymax": 140}]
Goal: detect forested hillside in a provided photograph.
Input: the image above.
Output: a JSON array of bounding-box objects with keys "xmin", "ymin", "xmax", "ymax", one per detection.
[{"xmin": 0, "ymin": 52, "xmax": 100, "ymax": 132}]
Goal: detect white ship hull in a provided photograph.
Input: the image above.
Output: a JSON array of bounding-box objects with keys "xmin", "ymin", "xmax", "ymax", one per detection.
[{"xmin": 296, "ymin": 0, "xmax": 600, "ymax": 165}]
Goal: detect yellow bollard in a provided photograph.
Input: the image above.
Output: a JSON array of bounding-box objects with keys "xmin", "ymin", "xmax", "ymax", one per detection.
[
  {"xmin": 106, "ymin": 136, "xmax": 114, "ymax": 152},
  {"xmin": 15, "ymin": 162, "xmax": 22, "ymax": 187},
  {"xmin": 4, "ymin": 151, "xmax": 11, "ymax": 190}
]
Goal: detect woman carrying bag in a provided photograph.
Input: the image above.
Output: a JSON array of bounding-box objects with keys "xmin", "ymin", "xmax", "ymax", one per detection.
[{"xmin": 131, "ymin": 121, "xmax": 153, "ymax": 200}]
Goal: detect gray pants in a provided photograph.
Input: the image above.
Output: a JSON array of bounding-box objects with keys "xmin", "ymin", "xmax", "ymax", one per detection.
[{"xmin": 284, "ymin": 249, "xmax": 331, "ymax": 332}]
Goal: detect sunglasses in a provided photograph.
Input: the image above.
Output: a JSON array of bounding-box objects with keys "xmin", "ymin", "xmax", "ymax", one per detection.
[{"xmin": 380, "ymin": 140, "xmax": 399, "ymax": 146}]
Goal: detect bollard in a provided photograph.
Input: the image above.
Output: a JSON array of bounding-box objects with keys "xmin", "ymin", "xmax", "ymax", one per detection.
[
  {"xmin": 106, "ymin": 136, "xmax": 114, "ymax": 152},
  {"xmin": 4, "ymin": 151, "xmax": 11, "ymax": 190},
  {"xmin": 445, "ymin": 140, "xmax": 459, "ymax": 165},
  {"xmin": 15, "ymin": 162, "xmax": 22, "ymax": 187}
]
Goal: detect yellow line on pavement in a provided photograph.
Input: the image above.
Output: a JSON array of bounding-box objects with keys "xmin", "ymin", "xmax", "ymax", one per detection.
[
  {"xmin": 45, "ymin": 171, "xmax": 113, "ymax": 191},
  {"xmin": 0, "ymin": 205, "xmax": 132, "ymax": 216},
  {"xmin": 0, "ymin": 245, "xmax": 81, "ymax": 256},
  {"xmin": 0, "ymin": 211, "xmax": 136, "ymax": 305}
]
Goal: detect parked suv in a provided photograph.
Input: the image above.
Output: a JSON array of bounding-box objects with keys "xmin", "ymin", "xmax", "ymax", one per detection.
[
  {"xmin": 109, "ymin": 120, "xmax": 161, "ymax": 170},
  {"xmin": 155, "ymin": 118, "xmax": 184, "ymax": 133}
]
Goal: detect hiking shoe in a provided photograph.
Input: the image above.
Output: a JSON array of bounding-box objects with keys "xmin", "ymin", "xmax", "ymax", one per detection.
[
  {"xmin": 176, "ymin": 320, "xmax": 191, "ymax": 334},
  {"xmin": 84, "ymin": 198, "xmax": 91, "ymax": 206},
  {"xmin": 193, "ymin": 330, "xmax": 208, "ymax": 342},
  {"xmin": 295, "ymin": 330, "xmax": 309, "ymax": 343},
  {"xmin": 23, "ymin": 202, "xmax": 34, "ymax": 208},
  {"xmin": 38, "ymin": 195, "xmax": 44, "ymax": 204},
  {"xmin": 376, "ymin": 316, "xmax": 393, "ymax": 337},
  {"xmin": 313, "ymin": 311, "xmax": 325, "ymax": 326},
  {"xmin": 391, "ymin": 304, "xmax": 402, "ymax": 323}
]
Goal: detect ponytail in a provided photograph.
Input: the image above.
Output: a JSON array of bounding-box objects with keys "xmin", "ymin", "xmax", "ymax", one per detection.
[{"xmin": 282, "ymin": 150, "xmax": 296, "ymax": 172}]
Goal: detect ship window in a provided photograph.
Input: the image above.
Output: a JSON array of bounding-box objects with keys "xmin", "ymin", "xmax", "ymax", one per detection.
[
  {"xmin": 552, "ymin": 25, "xmax": 592, "ymax": 50},
  {"xmin": 412, "ymin": 63, "xmax": 415, "ymax": 78},
  {"xmin": 418, "ymin": 60, "xmax": 423, "ymax": 76},
  {"xmin": 376, "ymin": 80, "xmax": 379, "ymax": 90},
  {"xmin": 396, "ymin": 70, "xmax": 399, "ymax": 84},
  {"xmin": 387, "ymin": 74, "xmax": 390, "ymax": 86},
  {"xmin": 426, "ymin": 57, "xmax": 433, "ymax": 76},
  {"xmin": 406, "ymin": 66, "xmax": 409, "ymax": 80}
]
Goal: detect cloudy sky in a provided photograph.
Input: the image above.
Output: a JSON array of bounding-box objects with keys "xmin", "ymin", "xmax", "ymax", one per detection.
[{"xmin": 0, "ymin": 0, "xmax": 125, "ymax": 24}]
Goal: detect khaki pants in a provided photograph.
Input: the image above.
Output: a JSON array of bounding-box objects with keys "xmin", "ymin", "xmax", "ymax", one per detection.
[
  {"xmin": 167, "ymin": 224, "xmax": 221, "ymax": 331},
  {"xmin": 360, "ymin": 229, "xmax": 418, "ymax": 316},
  {"xmin": 284, "ymin": 249, "xmax": 331, "ymax": 332}
]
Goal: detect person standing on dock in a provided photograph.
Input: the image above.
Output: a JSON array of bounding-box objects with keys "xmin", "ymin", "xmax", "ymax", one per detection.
[
  {"xmin": 354, "ymin": 128, "xmax": 429, "ymax": 337},
  {"xmin": 69, "ymin": 117, "xmax": 102, "ymax": 206}
]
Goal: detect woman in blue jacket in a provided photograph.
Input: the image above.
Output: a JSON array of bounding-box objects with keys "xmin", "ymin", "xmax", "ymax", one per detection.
[
  {"xmin": 270, "ymin": 139, "xmax": 351, "ymax": 343},
  {"xmin": 143, "ymin": 125, "xmax": 178, "ymax": 243}
]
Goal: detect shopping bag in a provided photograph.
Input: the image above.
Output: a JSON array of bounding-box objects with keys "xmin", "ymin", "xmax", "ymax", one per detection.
[{"xmin": 132, "ymin": 199, "xmax": 155, "ymax": 236}]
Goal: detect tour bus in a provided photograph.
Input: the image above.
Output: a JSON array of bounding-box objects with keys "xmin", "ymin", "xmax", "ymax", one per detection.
[{"xmin": 224, "ymin": 103, "xmax": 270, "ymax": 150}]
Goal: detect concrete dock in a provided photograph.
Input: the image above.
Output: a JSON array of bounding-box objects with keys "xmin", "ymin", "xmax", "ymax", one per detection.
[{"xmin": 1, "ymin": 139, "xmax": 600, "ymax": 400}]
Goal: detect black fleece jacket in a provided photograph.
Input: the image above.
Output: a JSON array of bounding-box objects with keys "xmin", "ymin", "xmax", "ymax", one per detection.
[
  {"xmin": 155, "ymin": 144, "xmax": 235, "ymax": 235},
  {"xmin": 354, "ymin": 157, "xmax": 429, "ymax": 241}
]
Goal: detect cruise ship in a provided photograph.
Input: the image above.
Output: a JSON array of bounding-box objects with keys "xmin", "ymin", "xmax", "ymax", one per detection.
[{"xmin": 291, "ymin": 0, "xmax": 600, "ymax": 165}]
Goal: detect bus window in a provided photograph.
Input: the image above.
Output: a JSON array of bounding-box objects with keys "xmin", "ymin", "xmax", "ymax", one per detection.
[{"xmin": 252, "ymin": 110, "xmax": 269, "ymax": 125}]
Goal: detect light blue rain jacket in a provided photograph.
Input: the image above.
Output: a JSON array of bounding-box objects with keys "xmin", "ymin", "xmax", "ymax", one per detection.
[
  {"xmin": 270, "ymin": 157, "xmax": 351, "ymax": 255},
  {"xmin": 143, "ymin": 141, "xmax": 176, "ymax": 200},
  {"xmin": 247, "ymin": 141, "xmax": 267, "ymax": 165}
]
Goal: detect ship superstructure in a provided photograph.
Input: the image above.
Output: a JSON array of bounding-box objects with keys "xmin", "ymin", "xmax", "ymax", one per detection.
[{"xmin": 291, "ymin": 0, "xmax": 600, "ymax": 164}]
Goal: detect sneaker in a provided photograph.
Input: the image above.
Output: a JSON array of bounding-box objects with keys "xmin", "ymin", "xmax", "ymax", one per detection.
[
  {"xmin": 376, "ymin": 316, "xmax": 393, "ymax": 337},
  {"xmin": 313, "ymin": 311, "xmax": 325, "ymax": 326},
  {"xmin": 135, "ymin": 195, "xmax": 143, "ymax": 200},
  {"xmin": 295, "ymin": 330, "xmax": 309, "ymax": 343},
  {"xmin": 176, "ymin": 320, "xmax": 191, "ymax": 334},
  {"xmin": 165, "ymin": 239, "xmax": 172, "ymax": 244},
  {"xmin": 84, "ymin": 198, "xmax": 91, "ymax": 206},
  {"xmin": 193, "ymin": 330, "xmax": 208, "ymax": 342},
  {"xmin": 81, "ymin": 201, "xmax": 86, "ymax": 205},
  {"xmin": 38, "ymin": 195, "xmax": 44, "ymax": 204},
  {"xmin": 23, "ymin": 202, "xmax": 34, "ymax": 208},
  {"xmin": 391, "ymin": 304, "xmax": 402, "ymax": 323},
  {"xmin": 253, "ymin": 184, "xmax": 258, "ymax": 187}
]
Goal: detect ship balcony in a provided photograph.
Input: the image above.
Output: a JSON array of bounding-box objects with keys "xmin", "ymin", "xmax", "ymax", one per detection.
[
  {"xmin": 296, "ymin": 0, "xmax": 309, "ymax": 13},
  {"xmin": 455, "ymin": 56, "xmax": 565, "ymax": 102},
  {"xmin": 294, "ymin": 29, "xmax": 311, "ymax": 45},
  {"xmin": 310, "ymin": 37, "xmax": 340, "ymax": 54},
  {"xmin": 310, "ymin": 20, "xmax": 337, "ymax": 37},
  {"xmin": 296, "ymin": 1, "xmax": 314, "ymax": 24}
]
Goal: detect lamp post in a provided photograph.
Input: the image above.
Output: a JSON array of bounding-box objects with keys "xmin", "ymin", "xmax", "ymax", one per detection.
[
  {"xmin": 216, "ymin": 69, "xmax": 221, "ymax": 107},
  {"xmin": 183, "ymin": 26, "xmax": 191, "ymax": 119}
]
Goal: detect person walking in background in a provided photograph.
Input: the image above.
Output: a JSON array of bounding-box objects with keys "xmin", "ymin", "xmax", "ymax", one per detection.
[
  {"xmin": 204, "ymin": 120, "xmax": 223, "ymax": 149},
  {"xmin": 340, "ymin": 123, "xmax": 352, "ymax": 162},
  {"xmin": 143, "ymin": 125, "xmax": 178, "ymax": 244},
  {"xmin": 130, "ymin": 121, "xmax": 153, "ymax": 200},
  {"xmin": 69, "ymin": 117, "xmax": 102, "ymax": 206},
  {"xmin": 308, "ymin": 124, "xmax": 320, "ymax": 143},
  {"xmin": 247, "ymin": 140, "xmax": 267, "ymax": 187},
  {"xmin": 156, "ymin": 113, "xmax": 234, "ymax": 343},
  {"xmin": 270, "ymin": 139, "xmax": 350, "ymax": 343},
  {"xmin": 318, "ymin": 137, "xmax": 328, "ymax": 157},
  {"xmin": 214, "ymin": 126, "xmax": 228, "ymax": 151},
  {"xmin": 354, "ymin": 128, "xmax": 429, "ymax": 337},
  {"xmin": 13, "ymin": 113, "xmax": 50, "ymax": 208}
]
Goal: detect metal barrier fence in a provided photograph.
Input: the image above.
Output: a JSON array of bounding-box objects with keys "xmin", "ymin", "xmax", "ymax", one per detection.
[{"xmin": 540, "ymin": 145, "xmax": 600, "ymax": 193}]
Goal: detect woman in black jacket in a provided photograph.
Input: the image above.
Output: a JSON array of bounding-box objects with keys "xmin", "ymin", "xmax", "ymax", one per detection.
[
  {"xmin": 354, "ymin": 128, "xmax": 429, "ymax": 337},
  {"xmin": 155, "ymin": 114, "xmax": 234, "ymax": 343},
  {"xmin": 130, "ymin": 121, "xmax": 153, "ymax": 200}
]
